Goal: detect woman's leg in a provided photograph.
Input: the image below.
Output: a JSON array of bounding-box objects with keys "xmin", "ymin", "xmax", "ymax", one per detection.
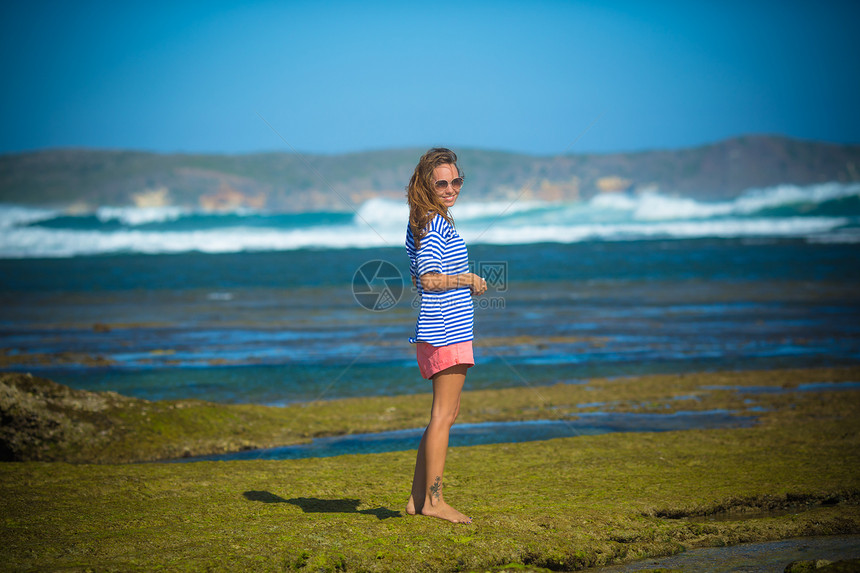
[
  {"xmin": 406, "ymin": 430, "xmax": 428, "ymax": 515},
  {"xmin": 406, "ymin": 395, "xmax": 462, "ymax": 515},
  {"xmin": 406, "ymin": 393, "xmax": 461, "ymax": 515},
  {"xmin": 406, "ymin": 364, "xmax": 470, "ymax": 523}
]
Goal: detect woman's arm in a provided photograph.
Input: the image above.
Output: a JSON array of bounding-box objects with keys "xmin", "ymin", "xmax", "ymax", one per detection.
[{"xmin": 419, "ymin": 272, "xmax": 487, "ymax": 295}]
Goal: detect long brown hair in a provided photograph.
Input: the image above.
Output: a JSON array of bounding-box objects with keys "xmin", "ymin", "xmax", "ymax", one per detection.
[{"xmin": 407, "ymin": 147, "xmax": 461, "ymax": 249}]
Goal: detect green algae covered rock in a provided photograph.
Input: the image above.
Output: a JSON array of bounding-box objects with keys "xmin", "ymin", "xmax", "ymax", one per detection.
[{"xmin": 0, "ymin": 372, "xmax": 128, "ymax": 461}]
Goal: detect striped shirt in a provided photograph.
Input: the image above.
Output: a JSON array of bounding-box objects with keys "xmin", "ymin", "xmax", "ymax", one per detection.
[{"xmin": 406, "ymin": 214, "xmax": 474, "ymax": 346}]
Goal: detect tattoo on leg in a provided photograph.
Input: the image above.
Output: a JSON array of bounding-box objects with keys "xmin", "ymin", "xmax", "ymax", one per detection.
[{"xmin": 430, "ymin": 476, "xmax": 442, "ymax": 501}]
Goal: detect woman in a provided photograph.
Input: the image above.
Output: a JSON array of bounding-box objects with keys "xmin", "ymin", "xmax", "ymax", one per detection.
[{"xmin": 405, "ymin": 148, "xmax": 487, "ymax": 524}]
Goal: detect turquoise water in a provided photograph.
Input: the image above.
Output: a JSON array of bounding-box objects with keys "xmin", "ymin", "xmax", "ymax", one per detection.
[
  {"xmin": 2, "ymin": 239, "xmax": 859, "ymax": 404},
  {"xmin": 3, "ymin": 182, "xmax": 860, "ymax": 257},
  {"xmin": 178, "ymin": 410, "xmax": 757, "ymax": 462},
  {"xmin": 3, "ymin": 182, "xmax": 860, "ymax": 404}
]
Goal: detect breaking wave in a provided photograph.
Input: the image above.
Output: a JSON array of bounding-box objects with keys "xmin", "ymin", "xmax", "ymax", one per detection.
[{"xmin": 2, "ymin": 182, "xmax": 858, "ymax": 258}]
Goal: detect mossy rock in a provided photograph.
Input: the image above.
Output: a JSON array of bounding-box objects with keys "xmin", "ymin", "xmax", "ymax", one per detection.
[{"xmin": 0, "ymin": 372, "xmax": 129, "ymax": 460}]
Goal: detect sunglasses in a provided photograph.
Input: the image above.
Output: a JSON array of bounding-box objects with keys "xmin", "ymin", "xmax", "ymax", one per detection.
[{"xmin": 434, "ymin": 177, "xmax": 464, "ymax": 192}]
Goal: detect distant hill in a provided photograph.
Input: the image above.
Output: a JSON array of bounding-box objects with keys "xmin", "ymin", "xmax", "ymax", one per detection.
[{"xmin": 1, "ymin": 135, "xmax": 858, "ymax": 212}]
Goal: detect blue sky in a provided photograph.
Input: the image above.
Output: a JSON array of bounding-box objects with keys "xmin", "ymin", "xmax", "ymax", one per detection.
[{"xmin": 2, "ymin": 0, "xmax": 858, "ymax": 155}]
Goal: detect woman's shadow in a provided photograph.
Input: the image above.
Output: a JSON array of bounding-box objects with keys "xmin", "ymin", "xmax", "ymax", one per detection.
[{"xmin": 243, "ymin": 491, "xmax": 401, "ymax": 520}]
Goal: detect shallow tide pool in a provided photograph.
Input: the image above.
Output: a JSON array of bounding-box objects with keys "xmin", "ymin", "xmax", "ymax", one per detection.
[{"xmin": 175, "ymin": 409, "xmax": 756, "ymax": 462}]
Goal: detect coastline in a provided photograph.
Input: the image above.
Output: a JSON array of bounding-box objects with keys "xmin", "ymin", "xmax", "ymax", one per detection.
[
  {"xmin": 2, "ymin": 366, "xmax": 859, "ymax": 571},
  {"xmin": 3, "ymin": 366, "xmax": 859, "ymax": 464}
]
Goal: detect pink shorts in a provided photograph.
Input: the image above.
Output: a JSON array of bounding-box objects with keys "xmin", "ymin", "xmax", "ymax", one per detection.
[{"xmin": 416, "ymin": 341, "xmax": 475, "ymax": 380}]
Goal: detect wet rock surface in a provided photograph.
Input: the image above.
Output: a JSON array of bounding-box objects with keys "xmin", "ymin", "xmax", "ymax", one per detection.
[
  {"xmin": 0, "ymin": 372, "xmax": 130, "ymax": 461},
  {"xmin": 587, "ymin": 536, "xmax": 860, "ymax": 573},
  {"xmin": 0, "ymin": 372, "xmax": 291, "ymax": 463},
  {"xmin": 786, "ymin": 558, "xmax": 860, "ymax": 572}
]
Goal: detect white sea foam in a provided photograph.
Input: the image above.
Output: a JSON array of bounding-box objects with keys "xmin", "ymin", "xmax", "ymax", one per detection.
[
  {"xmin": 595, "ymin": 182, "xmax": 860, "ymax": 222},
  {"xmin": 0, "ymin": 216, "xmax": 850, "ymax": 258},
  {"xmin": 735, "ymin": 182, "xmax": 860, "ymax": 212},
  {"xmin": 0, "ymin": 225, "xmax": 397, "ymax": 258},
  {"xmin": 0, "ymin": 204, "xmax": 59, "ymax": 228},
  {"xmin": 353, "ymin": 198, "xmax": 407, "ymax": 228},
  {"xmin": 462, "ymin": 217, "xmax": 849, "ymax": 245},
  {"xmin": 451, "ymin": 199, "xmax": 549, "ymax": 220},
  {"xmin": 95, "ymin": 205, "xmax": 187, "ymax": 226},
  {"xmin": 1, "ymin": 182, "xmax": 858, "ymax": 258},
  {"xmin": 354, "ymin": 197, "xmax": 550, "ymax": 228}
]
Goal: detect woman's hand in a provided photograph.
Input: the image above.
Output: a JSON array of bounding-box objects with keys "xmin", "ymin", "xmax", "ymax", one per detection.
[
  {"xmin": 419, "ymin": 272, "xmax": 487, "ymax": 294},
  {"xmin": 468, "ymin": 273, "xmax": 487, "ymax": 296}
]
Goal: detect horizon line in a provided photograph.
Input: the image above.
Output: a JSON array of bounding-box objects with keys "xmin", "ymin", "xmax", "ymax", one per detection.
[{"xmin": 2, "ymin": 133, "xmax": 859, "ymax": 159}]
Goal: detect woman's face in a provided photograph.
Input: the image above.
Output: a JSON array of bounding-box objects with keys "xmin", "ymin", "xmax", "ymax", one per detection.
[{"xmin": 432, "ymin": 163, "xmax": 462, "ymax": 209}]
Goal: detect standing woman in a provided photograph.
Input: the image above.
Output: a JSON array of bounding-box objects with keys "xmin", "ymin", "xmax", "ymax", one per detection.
[{"xmin": 405, "ymin": 148, "xmax": 487, "ymax": 524}]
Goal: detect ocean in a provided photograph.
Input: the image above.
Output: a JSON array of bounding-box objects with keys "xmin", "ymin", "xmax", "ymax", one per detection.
[
  {"xmin": 1, "ymin": 182, "xmax": 859, "ymax": 405},
  {"xmin": 2, "ymin": 182, "xmax": 860, "ymax": 257}
]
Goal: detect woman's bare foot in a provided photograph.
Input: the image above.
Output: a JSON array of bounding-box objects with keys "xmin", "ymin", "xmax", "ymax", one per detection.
[
  {"xmin": 406, "ymin": 494, "xmax": 421, "ymax": 516},
  {"xmin": 421, "ymin": 500, "xmax": 471, "ymax": 524}
]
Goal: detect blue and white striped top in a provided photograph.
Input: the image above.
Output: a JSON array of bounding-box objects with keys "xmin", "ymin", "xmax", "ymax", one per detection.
[{"xmin": 406, "ymin": 214, "xmax": 474, "ymax": 347}]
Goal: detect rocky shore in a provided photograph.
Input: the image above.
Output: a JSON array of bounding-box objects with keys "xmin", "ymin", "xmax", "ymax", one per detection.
[
  {"xmin": 3, "ymin": 366, "xmax": 859, "ymax": 464},
  {"xmin": 2, "ymin": 367, "xmax": 858, "ymax": 571}
]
